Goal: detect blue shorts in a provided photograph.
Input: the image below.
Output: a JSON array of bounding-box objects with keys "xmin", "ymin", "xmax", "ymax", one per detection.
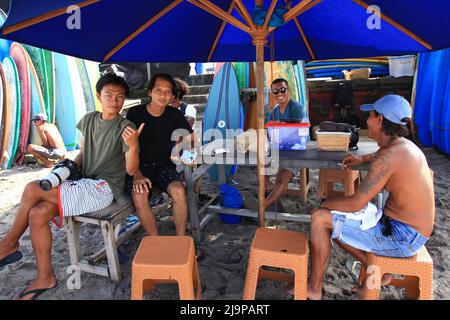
[{"xmin": 331, "ymin": 213, "xmax": 428, "ymax": 258}]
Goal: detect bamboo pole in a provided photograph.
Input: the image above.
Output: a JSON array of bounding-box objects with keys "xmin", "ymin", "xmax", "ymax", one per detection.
[
  {"xmin": 104, "ymin": 0, "xmax": 183, "ymax": 61},
  {"xmin": 235, "ymin": 0, "xmax": 256, "ymax": 29},
  {"xmin": 189, "ymin": 0, "xmax": 250, "ymax": 33},
  {"xmin": 262, "ymin": 0, "xmax": 278, "ymax": 29},
  {"xmin": 208, "ymin": 0, "xmax": 236, "ymax": 61},
  {"xmin": 3, "ymin": 0, "xmax": 100, "ymax": 35},
  {"xmin": 252, "ymin": 30, "xmax": 268, "ymax": 227},
  {"xmin": 352, "ymin": 0, "xmax": 432, "ymax": 50}
]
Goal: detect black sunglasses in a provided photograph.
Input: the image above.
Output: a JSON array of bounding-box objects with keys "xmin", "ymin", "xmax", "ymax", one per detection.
[
  {"xmin": 272, "ymin": 87, "xmax": 288, "ymax": 95},
  {"xmin": 381, "ymin": 216, "xmax": 392, "ymax": 237}
]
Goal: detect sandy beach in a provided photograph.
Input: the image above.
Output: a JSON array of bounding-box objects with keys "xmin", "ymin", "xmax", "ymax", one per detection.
[{"xmin": 0, "ymin": 146, "xmax": 449, "ymax": 300}]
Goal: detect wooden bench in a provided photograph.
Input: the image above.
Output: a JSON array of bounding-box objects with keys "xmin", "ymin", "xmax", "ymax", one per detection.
[{"xmin": 64, "ymin": 192, "xmax": 171, "ymax": 282}]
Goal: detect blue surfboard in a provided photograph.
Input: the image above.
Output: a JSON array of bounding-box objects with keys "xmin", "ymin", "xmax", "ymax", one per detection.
[
  {"xmin": 54, "ymin": 53, "xmax": 78, "ymax": 151},
  {"xmin": 202, "ymin": 63, "xmax": 243, "ymax": 182},
  {"xmin": 294, "ymin": 61, "xmax": 309, "ymax": 117},
  {"xmin": 0, "ymin": 9, "xmax": 11, "ymax": 62}
]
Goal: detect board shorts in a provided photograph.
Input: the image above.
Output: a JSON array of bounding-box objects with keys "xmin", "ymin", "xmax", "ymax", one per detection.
[
  {"xmin": 331, "ymin": 210, "xmax": 428, "ymax": 258},
  {"xmin": 52, "ymin": 178, "xmax": 114, "ymax": 227},
  {"xmin": 125, "ymin": 161, "xmax": 180, "ymax": 195}
]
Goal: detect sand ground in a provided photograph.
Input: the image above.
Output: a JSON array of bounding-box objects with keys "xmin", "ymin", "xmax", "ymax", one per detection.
[{"xmin": 0, "ymin": 147, "xmax": 449, "ymax": 300}]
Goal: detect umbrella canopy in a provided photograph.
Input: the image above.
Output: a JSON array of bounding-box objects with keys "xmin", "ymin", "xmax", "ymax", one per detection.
[
  {"xmin": 1, "ymin": 0, "xmax": 449, "ymax": 228},
  {"xmin": 0, "ymin": 0, "xmax": 449, "ymax": 62}
]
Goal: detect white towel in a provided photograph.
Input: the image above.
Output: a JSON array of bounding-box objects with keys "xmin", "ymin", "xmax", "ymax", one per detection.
[{"xmin": 331, "ymin": 202, "xmax": 383, "ymax": 231}]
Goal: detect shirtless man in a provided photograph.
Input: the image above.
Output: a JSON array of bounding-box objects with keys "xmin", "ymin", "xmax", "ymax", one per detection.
[
  {"xmin": 307, "ymin": 94, "xmax": 435, "ymax": 300},
  {"xmin": 27, "ymin": 113, "xmax": 66, "ymax": 168}
]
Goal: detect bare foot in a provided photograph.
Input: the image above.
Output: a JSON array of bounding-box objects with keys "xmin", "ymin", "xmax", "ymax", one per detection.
[
  {"xmin": 16, "ymin": 275, "xmax": 57, "ymax": 300},
  {"xmin": 351, "ymin": 274, "xmax": 393, "ymax": 294},
  {"xmin": 307, "ymin": 282, "xmax": 323, "ymax": 300}
]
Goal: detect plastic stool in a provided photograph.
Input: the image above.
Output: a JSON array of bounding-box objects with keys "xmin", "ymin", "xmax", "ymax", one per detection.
[
  {"xmin": 131, "ymin": 236, "xmax": 201, "ymax": 300},
  {"xmin": 285, "ymin": 168, "xmax": 311, "ymax": 205},
  {"xmin": 358, "ymin": 246, "xmax": 433, "ymax": 300},
  {"xmin": 243, "ymin": 228, "xmax": 308, "ymax": 300},
  {"xmin": 316, "ymin": 169, "xmax": 360, "ymax": 198}
]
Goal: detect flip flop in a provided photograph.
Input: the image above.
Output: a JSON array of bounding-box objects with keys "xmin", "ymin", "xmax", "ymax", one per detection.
[
  {"xmin": 0, "ymin": 250, "xmax": 23, "ymax": 269},
  {"xmin": 18, "ymin": 282, "xmax": 58, "ymax": 300},
  {"xmin": 345, "ymin": 256, "xmax": 362, "ymax": 282},
  {"xmin": 195, "ymin": 248, "xmax": 205, "ymax": 262}
]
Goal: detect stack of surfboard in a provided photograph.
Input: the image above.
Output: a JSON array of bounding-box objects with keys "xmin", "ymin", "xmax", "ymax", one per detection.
[
  {"xmin": 305, "ymin": 58, "xmax": 390, "ymax": 79},
  {"xmin": 0, "ymin": 41, "xmax": 101, "ymax": 169}
]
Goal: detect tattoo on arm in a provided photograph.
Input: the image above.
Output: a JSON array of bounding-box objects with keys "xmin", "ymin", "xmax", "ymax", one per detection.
[{"xmin": 359, "ymin": 149, "xmax": 394, "ymax": 195}]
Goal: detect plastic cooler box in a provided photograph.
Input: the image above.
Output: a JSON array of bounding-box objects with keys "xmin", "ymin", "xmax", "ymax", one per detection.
[{"xmin": 266, "ymin": 121, "xmax": 310, "ymax": 151}]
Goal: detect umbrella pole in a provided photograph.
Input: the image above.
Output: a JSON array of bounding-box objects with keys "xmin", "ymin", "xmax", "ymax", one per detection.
[{"xmin": 253, "ymin": 33, "xmax": 268, "ymax": 227}]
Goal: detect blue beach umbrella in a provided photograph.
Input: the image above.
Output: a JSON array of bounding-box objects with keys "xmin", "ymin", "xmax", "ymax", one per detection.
[{"xmin": 1, "ymin": 0, "xmax": 449, "ymax": 225}]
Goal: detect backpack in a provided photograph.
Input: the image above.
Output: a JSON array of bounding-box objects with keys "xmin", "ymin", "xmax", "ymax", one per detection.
[{"xmin": 319, "ymin": 121, "xmax": 360, "ymax": 150}]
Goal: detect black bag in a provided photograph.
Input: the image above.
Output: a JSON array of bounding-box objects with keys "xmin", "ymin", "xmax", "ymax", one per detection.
[{"xmin": 319, "ymin": 121, "xmax": 360, "ymax": 150}]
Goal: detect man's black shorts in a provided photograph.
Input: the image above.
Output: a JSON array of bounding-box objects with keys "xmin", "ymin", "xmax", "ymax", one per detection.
[{"xmin": 125, "ymin": 161, "xmax": 180, "ymax": 195}]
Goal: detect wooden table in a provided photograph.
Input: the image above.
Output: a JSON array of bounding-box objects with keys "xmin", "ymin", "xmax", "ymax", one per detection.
[{"xmin": 185, "ymin": 141, "xmax": 379, "ymax": 242}]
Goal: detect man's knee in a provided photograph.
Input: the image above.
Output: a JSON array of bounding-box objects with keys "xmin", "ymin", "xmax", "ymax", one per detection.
[
  {"xmin": 27, "ymin": 144, "xmax": 35, "ymax": 153},
  {"xmin": 276, "ymin": 168, "xmax": 294, "ymax": 185},
  {"xmin": 29, "ymin": 204, "xmax": 51, "ymax": 227},
  {"xmin": 131, "ymin": 191, "xmax": 150, "ymax": 210},
  {"xmin": 24, "ymin": 181, "xmax": 41, "ymax": 195},
  {"xmin": 311, "ymin": 208, "xmax": 333, "ymax": 229},
  {"xmin": 168, "ymin": 182, "xmax": 186, "ymax": 202}
]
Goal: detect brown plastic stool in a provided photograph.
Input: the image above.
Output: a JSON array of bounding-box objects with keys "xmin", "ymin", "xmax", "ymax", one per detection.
[
  {"xmin": 131, "ymin": 236, "xmax": 201, "ymax": 300},
  {"xmin": 243, "ymin": 228, "xmax": 309, "ymax": 300},
  {"xmin": 316, "ymin": 169, "xmax": 360, "ymax": 198},
  {"xmin": 358, "ymin": 246, "xmax": 433, "ymax": 300},
  {"xmin": 285, "ymin": 168, "xmax": 311, "ymax": 205}
]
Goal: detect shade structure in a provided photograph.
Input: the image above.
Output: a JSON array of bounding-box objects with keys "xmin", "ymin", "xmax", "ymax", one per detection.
[
  {"xmin": 1, "ymin": 0, "xmax": 449, "ymax": 226},
  {"xmin": 0, "ymin": 0, "xmax": 449, "ymax": 62}
]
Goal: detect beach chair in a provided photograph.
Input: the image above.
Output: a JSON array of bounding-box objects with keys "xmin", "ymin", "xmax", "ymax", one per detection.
[
  {"xmin": 358, "ymin": 246, "xmax": 433, "ymax": 300},
  {"xmin": 64, "ymin": 192, "xmax": 171, "ymax": 282},
  {"xmin": 131, "ymin": 236, "xmax": 201, "ymax": 300}
]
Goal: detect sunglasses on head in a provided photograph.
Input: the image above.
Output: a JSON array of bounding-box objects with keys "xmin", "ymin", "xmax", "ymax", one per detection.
[{"xmin": 272, "ymin": 87, "xmax": 288, "ymax": 95}]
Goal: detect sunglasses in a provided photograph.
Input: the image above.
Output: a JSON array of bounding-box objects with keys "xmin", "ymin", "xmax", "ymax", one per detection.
[
  {"xmin": 381, "ymin": 216, "xmax": 392, "ymax": 237},
  {"xmin": 272, "ymin": 87, "xmax": 288, "ymax": 95}
]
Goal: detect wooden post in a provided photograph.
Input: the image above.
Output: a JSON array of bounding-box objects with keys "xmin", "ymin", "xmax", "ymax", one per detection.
[
  {"xmin": 252, "ymin": 30, "xmax": 268, "ymax": 227},
  {"xmin": 184, "ymin": 165, "xmax": 201, "ymax": 242}
]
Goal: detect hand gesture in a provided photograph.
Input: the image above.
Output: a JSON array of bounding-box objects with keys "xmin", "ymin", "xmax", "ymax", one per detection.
[
  {"xmin": 133, "ymin": 174, "xmax": 152, "ymax": 193},
  {"xmin": 341, "ymin": 154, "xmax": 363, "ymax": 169},
  {"xmin": 122, "ymin": 123, "xmax": 145, "ymax": 149}
]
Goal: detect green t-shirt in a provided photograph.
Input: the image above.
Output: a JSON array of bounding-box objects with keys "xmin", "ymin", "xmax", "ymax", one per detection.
[{"xmin": 77, "ymin": 112, "xmax": 137, "ymax": 201}]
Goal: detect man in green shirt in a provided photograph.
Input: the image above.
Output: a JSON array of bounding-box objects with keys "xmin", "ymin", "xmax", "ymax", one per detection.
[{"xmin": 0, "ymin": 73, "xmax": 142, "ymax": 300}]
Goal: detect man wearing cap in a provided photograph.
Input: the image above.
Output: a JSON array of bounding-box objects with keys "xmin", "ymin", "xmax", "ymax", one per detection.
[
  {"xmin": 307, "ymin": 94, "xmax": 435, "ymax": 300},
  {"xmin": 27, "ymin": 113, "xmax": 67, "ymax": 168}
]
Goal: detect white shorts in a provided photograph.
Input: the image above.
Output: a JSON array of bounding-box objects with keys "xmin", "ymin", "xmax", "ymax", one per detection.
[{"xmin": 52, "ymin": 178, "xmax": 114, "ymax": 227}]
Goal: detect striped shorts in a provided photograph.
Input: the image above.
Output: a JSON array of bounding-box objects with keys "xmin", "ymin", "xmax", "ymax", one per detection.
[{"xmin": 52, "ymin": 178, "xmax": 114, "ymax": 227}]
